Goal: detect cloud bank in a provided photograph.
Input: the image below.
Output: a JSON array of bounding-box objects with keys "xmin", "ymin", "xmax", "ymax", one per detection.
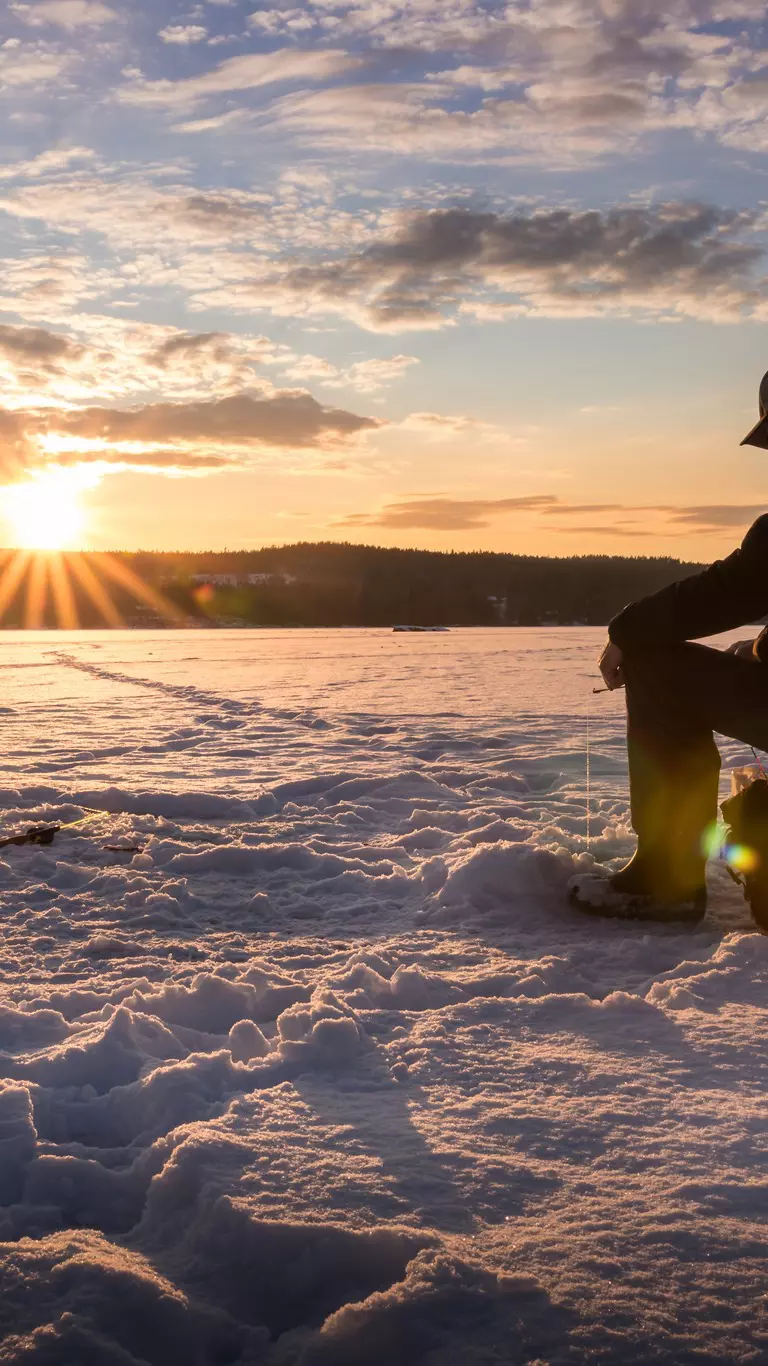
[{"xmin": 207, "ymin": 201, "xmax": 767, "ymax": 330}]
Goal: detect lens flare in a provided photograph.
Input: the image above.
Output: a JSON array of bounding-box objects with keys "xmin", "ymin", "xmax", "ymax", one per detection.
[
  {"xmin": 724, "ymin": 843, "xmax": 760, "ymax": 875},
  {"xmin": 700, "ymin": 821, "xmax": 723, "ymax": 860}
]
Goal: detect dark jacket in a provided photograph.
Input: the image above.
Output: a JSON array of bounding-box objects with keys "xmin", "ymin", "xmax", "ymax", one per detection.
[{"xmin": 609, "ymin": 514, "xmax": 768, "ymax": 662}]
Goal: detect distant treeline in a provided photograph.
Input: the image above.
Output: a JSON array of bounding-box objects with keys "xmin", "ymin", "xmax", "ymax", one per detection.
[{"xmin": 0, "ymin": 542, "xmax": 706, "ymax": 628}]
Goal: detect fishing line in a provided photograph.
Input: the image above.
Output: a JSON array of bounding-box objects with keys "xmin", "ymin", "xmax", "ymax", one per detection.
[
  {"xmin": 585, "ymin": 687, "xmax": 608, "ymax": 852},
  {"xmin": 586, "ymin": 692, "xmax": 592, "ymax": 852},
  {"xmin": 750, "ymin": 746, "xmax": 768, "ymax": 780},
  {"xmin": 585, "ymin": 683, "xmax": 616, "ymax": 852}
]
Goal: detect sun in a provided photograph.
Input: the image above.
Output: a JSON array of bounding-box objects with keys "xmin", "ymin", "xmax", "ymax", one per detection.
[{"xmin": 3, "ymin": 469, "xmax": 93, "ymax": 551}]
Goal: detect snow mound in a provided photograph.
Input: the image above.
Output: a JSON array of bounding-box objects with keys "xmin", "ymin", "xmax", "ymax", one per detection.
[
  {"xmin": 276, "ymin": 991, "xmax": 366, "ymax": 1066},
  {"xmin": 0, "ymin": 1230, "xmax": 254, "ymax": 1364},
  {"xmin": 423, "ymin": 841, "xmax": 572, "ymax": 921},
  {"xmin": 304, "ymin": 1248, "xmax": 542, "ymax": 1366},
  {"xmin": 124, "ymin": 970, "xmax": 309, "ymax": 1031}
]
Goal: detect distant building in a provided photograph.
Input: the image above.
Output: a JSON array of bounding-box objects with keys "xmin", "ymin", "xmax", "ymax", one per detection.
[
  {"xmin": 249, "ymin": 572, "xmax": 298, "ymax": 587},
  {"xmin": 191, "ymin": 573, "xmax": 239, "ymax": 588},
  {"xmin": 189, "ymin": 571, "xmax": 299, "ymax": 589}
]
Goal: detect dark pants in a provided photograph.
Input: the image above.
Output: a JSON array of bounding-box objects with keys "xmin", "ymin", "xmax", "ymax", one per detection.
[{"xmin": 624, "ymin": 642, "xmax": 768, "ymax": 881}]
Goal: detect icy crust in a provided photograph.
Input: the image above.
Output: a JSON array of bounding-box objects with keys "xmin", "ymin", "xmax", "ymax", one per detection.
[{"xmin": 0, "ymin": 632, "xmax": 766, "ymax": 1363}]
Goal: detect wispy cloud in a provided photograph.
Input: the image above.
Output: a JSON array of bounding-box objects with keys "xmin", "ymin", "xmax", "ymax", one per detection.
[
  {"xmin": 337, "ymin": 496, "xmax": 768, "ymax": 534},
  {"xmin": 0, "ymin": 146, "xmax": 96, "ymax": 180},
  {"xmin": 340, "ymin": 495, "xmax": 563, "ymax": 531},
  {"xmin": 10, "ymin": 1, "xmax": 117, "ymax": 28},
  {"xmin": 118, "ymin": 49, "xmax": 360, "ymax": 110}
]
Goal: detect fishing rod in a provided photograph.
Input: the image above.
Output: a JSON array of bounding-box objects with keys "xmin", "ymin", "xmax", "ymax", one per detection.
[{"xmin": 0, "ymin": 809, "xmax": 112, "ymax": 851}]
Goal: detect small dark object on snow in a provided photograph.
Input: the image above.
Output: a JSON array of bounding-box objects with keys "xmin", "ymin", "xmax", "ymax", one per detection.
[
  {"xmin": 721, "ymin": 778, "xmax": 768, "ymax": 932},
  {"xmin": 104, "ymin": 844, "xmax": 144, "ymax": 854},
  {"xmin": 0, "ymin": 824, "xmax": 61, "ymax": 850}
]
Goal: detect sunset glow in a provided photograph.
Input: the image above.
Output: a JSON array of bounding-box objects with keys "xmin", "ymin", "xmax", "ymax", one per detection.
[
  {"xmin": 3, "ymin": 470, "xmax": 93, "ymax": 552},
  {"xmin": 0, "ymin": 0, "xmax": 765, "ymax": 556}
]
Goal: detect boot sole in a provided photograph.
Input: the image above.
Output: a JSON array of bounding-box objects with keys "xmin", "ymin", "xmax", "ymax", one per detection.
[
  {"xmin": 744, "ymin": 877, "xmax": 768, "ymax": 933},
  {"xmin": 568, "ymin": 883, "xmax": 706, "ymax": 924}
]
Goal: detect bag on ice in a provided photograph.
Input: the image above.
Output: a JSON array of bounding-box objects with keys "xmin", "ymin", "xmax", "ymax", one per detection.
[{"xmin": 721, "ymin": 770, "xmax": 768, "ymax": 932}]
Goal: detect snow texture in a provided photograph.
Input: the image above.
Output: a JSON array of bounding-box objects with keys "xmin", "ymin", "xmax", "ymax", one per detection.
[{"xmin": 0, "ymin": 627, "xmax": 765, "ymax": 1364}]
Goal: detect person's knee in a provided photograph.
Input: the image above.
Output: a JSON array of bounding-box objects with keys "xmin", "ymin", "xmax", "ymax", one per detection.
[
  {"xmin": 622, "ymin": 643, "xmax": 700, "ymax": 698},
  {"xmin": 623, "ymin": 641, "xmax": 720, "ymax": 702},
  {"xmin": 622, "ymin": 644, "xmax": 671, "ymax": 685}
]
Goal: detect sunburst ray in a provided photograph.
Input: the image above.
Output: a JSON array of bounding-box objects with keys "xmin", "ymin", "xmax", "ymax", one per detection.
[
  {"xmin": 67, "ymin": 553, "xmax": 124, "ymax": 628},
  {"xmin": 48, "ymin": 552, "xmax": 79, "ymax": 630},
  {"xmin": 96, "ymin": 553, "xmax": 186, "ymax": 626},
  {"xmin": 24, "ymin": 553, "xmax": 49, "ymax": 629},
  {"xmin": 0, "ymin": 551, "xmax": 33, "ymax": 624}
]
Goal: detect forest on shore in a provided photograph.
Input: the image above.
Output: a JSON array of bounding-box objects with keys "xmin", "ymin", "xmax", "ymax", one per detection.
[{"xmin": 0, "ymin": 542, "xmax": 706, "ymax": 628}]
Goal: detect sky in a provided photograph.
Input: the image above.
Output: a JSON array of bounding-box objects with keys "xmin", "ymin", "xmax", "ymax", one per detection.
[{"xmin": 1, "ymin": 0, "xmax": 768, "ymax": 557}]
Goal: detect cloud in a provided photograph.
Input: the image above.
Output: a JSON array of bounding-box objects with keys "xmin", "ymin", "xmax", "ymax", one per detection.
[
  {"xmin": 0, "ymin": 176, "xmax": 274, "ymax": 250},
  {"xmin": 282, "ymin": 352, "xmax": 419, "ymax": 392},
  {"xmin": 10, "ymin": 1, "xmax": 116, "ymax": 27},
  {"xmin": 230, "ymin": 201, "xmax": 766, "ymax": 331},
  {"xmin": 0, "ymin": 322, "xmax": 86, "ymax": 368},
  {"xmin": 246, "ymin": 0, "xmax": 521, "ymax": 53},
  {"xmin": 159, "ymin": 25, "xmax": 208, "ymax": 45},
  {"xmin": 0, "ymin": 146, "xmax": 96, "ymax": 180},
  {"xmin": 172, "ymin": 109, "xmax": 251, "ymax": 134},
  {"xmin": 0, "ymin": 253, "xmax": 107, "ymax": 322},
  {"xmin": 0, "ymin": 315, "xmax": 401, "ymax": 460},
  {"xmin": 5, "ymin": 173, "xmax": 764, "ymax": 336},
  {"xmin": 0, "ymin": 316, "xmax": 419, "ymax": 417},
  {"xmin": 666, "ymin": 504, "xmax": 768, "ymax": 529},
  {"xmin": 54, "ymin": 391, "xmax": 380, "ymax": 450},
  {"xmin": 0, "ymin": 385, "xmax": 381, "ymax": 481},
  {"xmin": 398, "ymin": 410, "xmax": 503, "ymax": 437},
  {"xmin": 118, "ymin": 48, "xmax": 360, "ymax": 109},
  {"xmin": 339, "ymin": 495, "xmax": 560, "ymax": 531},
  {"xmin": 0, "ymin": 41, "xmax": 72, "ymax": 89},
  {"xmin": 337, "ymin": 495, "xmax": 768, "ymax": 533},
  {"xmin": 552, "ymin": 523, "xmax": 655, "ymax": 537},
  {"xmin": 234, "ymin": 2, "xmax": 768, "ymax": 166},
  {"xmin": 0, "ymin": 407, "xmax": 34, "ymax": 481}
]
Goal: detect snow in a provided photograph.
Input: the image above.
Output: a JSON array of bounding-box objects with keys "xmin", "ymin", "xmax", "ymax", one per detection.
[{"xmin": 0, "ymin": 627, "xmax": 765, "ymax": 1364}]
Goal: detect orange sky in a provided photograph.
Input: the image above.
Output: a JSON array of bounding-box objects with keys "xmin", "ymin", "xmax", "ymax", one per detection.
[{"xmin": 1, "ymin": 0, "xmax": 767, "ymax": 561}]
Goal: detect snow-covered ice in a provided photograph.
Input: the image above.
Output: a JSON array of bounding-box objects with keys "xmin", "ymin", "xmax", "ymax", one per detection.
[{"xmin": 0, "ymin": 627, "xmax": 765, "ymax": 1364}]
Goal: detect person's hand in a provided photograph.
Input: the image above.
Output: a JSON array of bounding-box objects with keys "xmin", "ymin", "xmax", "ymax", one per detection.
[
  {"xmin": 726, "ymin": 639, "xmax": 757, "ymax": 662},
  {"xmin": 598, "ymin": 640, "xmax": 625, "ymax": 690}
]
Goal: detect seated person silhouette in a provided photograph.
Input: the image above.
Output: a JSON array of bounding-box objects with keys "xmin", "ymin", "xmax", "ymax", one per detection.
[{"xmin": 570, "ymin": 371, "xmax": 768, "ymax": 924}]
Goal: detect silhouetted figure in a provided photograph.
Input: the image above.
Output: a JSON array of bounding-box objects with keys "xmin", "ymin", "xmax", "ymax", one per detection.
[{"xmin": 570, "ymin": 372, "xmax": 768, "ymax": 923}]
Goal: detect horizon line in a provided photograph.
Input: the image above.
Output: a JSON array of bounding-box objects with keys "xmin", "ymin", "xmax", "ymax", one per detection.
[{"xmin": 0, "ymin": 541, "xmax": 707, "ymax": 565}]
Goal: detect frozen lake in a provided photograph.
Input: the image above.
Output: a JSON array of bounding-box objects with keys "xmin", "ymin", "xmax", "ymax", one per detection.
[
  {"xmin": 1, "ymin": 626, "xmax": 624, "ymax": 799},
  {"xmin": 0, "ymin": 624, "xmax": 756, "ymax": 793},
  {"xmin": 0, "ymin": 628, "xmax": 765, "ymax": 1364}
]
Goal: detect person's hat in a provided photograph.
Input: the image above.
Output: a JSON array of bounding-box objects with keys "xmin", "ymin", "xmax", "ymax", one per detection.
[{"xmin": 741, "ymin": 370, "xmax": 768, "ymax": 448}]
